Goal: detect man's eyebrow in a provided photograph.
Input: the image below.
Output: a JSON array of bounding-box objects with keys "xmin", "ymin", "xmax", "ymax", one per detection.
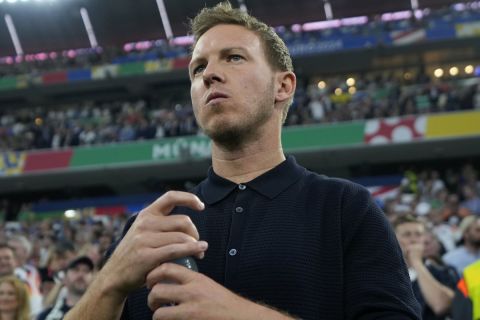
[
  {"xmin": 189, "ymin": 47, "xmax": 249, "ymax": 71},
  {"xmin": 219, "ymin": 47, "xmax": 247, "ymax": 55}
]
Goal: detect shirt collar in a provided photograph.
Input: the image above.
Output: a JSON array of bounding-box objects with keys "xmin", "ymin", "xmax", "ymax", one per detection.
[{"xmin": 201, "ymin": 155, "xmax": 305, "ymax": 205}]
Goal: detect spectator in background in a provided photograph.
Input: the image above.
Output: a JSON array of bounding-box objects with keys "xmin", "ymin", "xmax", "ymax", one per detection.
[
  {"xmin": 460, "ymin": 185, "xmax": 480, "ymax": 216},
  {"xmin": 7, "ymin": 236, "xmax": 43, "ymax": 317},
  {"xmin": 37, "ymin": 256, "xmax": 94, "ymax": 320},
  {"xmin": 0, "ymin": 276, "xmax": 30, "ymax": 320},
  {"xmin": 38, "ymin": 243, "xmax": 75, "ymax": 301},
  {"xmin": 423, "ymin": 229, "xmax": 448, "ymax": 264},
  {"xmin": 443, "ymin": 215, "xmax": 480, "ymax": 275},
  {"xmin": 0, "ymin": 245, "xmax": 16, "ymax": 278},
  {"xmin": 393, "ymin": 215, "xmax": 457, "ymax": 319}
]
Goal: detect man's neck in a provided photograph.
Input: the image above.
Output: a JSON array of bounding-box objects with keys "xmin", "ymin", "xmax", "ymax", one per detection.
[
  {"xmin": 66, "ymin": 292, "xmax": 82, "ymax": 307},
  {"xmin": 211, "ymin": 142, "xmax": 285, "ymax": 184}
]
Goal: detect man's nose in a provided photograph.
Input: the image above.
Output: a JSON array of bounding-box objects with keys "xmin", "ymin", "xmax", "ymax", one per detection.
[{"xmin": 203, "ymin": 62, "xmax": 224, "ymax": 85}]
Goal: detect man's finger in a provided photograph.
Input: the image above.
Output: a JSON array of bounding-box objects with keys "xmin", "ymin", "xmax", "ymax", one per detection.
[
  {"xmin": 144, "ymin": 191, "xmax": 204, "ymax": 216},
  {"xmin": 152, "ymin": 304, "xmax": 187, "ymax": 320},
  {"xmin": 146, "ymin": 262, "xmax": 200, "ymax": 289},
  {"xmin": 148, "ymin": 283, "xmax": 187, "ymax": 311},
  {"xmin": 156, "ymin": 215, "xmax": 201, "ymax": 241}
]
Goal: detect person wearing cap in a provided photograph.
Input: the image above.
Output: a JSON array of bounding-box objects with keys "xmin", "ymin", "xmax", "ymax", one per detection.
[
  {"xmin": 443, "ymin": 215, "xmax": 480, "ymax": 275},
  {"xmin": 36, "ymin": 257, "xmax": 94, "ymax": 320}
]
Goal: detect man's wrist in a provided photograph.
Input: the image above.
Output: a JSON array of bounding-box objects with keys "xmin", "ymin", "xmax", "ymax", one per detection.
[
  {"xmin": 410, "ymin": 259, "xmax": 425, "ymax": 271},
  {"xmin": 233, "ymin": 296, "xmax": 296, "ymax": 320}
]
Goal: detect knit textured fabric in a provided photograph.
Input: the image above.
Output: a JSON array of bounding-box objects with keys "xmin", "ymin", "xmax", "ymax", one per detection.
[{"xmin": 116, "ymin": 156, "xmax": 421, "ymax": 320}]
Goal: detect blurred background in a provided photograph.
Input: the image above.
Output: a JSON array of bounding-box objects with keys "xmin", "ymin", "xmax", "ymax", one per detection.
[{"xmin": 0, "ymin": 0, "xmax": 479, "ymax": 316}]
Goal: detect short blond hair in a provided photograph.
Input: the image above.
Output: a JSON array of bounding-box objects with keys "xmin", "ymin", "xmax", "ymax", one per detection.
[{"xmin": 190, "ymin": 1, "xmax": 294, "ymax": 122}]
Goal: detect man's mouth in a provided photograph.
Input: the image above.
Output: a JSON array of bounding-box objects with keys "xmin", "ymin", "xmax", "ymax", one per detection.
[{"xmin": 206, "ymin": 92, "xmax": 229, "ymax": 105}]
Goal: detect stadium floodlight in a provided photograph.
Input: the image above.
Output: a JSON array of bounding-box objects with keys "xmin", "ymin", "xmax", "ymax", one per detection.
[
  {"xmin": 155, "ymin": 0, "xmax": 173, "ymax": 40},
  {"xmin": 4, "ymin": 14, "xmax": 23, "ymax": 55},
  {"xmin": 465, "ymin": 65, "xmax": 474, "ymax": 74},
  {"xmin": 64, "ymin": 209, "xmax": 78, "ymax": 219},
  {"xmin": 323, "ymin": 0, "xmax": 333, "ymax": 20},
  {"xmin": 80, "ymin": 7, "xmax": 98, "ymax": 48},
  {"xmin": 410, "ymin": 0, "xmax": 419, "ymax": 10},
  {"xmin": 434, "ymin": 68, "xmax": 444, "ymax": 78},
  {"xmin": 318, "ymin": 81, "xmax": 326, "ymax": 89},
  {"xmin": 346, "ymin": 77, "xmax": 355, "ymax": 87},
  {"xmin": 237, "ymin": 0, "xmax": 247, "ymax": 12},
  {"xmin": 449, "ymin": 67, "xmax": 459, "ymax": 76}
]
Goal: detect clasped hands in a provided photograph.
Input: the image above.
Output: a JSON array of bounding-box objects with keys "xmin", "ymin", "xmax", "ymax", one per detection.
[{"xmin": 103, "ymin": 191, "xmax": 251, "ymax": 320}]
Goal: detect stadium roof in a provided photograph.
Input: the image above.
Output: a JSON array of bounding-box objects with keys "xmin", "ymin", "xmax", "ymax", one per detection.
[{"xmin": 0, "ymin": 0, "xmax": 459, "ymax": 56}]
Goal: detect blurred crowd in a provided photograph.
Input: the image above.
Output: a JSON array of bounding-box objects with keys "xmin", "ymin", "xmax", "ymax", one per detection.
[
  {"xmin": 286, "ymin": 74, "xmax": 480, "ymax": 126},
  {"xmin": 0, "ymin": 214, "xmax": 127, "ymax": 319},
  {"xmin": 0, "ymin": 161, "xmax": 478, "ymax": 318},
  {"xmin": 0, "ymin": 98, "xmax": 198, "ymax": 151},
  {"xmin": 1, "ymin": 73, "xmax": 479, "ymax": 152},
  {"xmin": 0, "ymin": 3, "xmax": 479, "ymax": 77}
]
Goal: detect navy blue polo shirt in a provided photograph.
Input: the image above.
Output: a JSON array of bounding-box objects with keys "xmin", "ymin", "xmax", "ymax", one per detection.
[{"xmin": 118, "ymin": 156, "xmax": 421, "ymax": 320}]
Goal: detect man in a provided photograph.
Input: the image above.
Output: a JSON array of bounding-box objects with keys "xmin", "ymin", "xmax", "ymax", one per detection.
[
  {"xmin": 393, "ymin": 215, "xmax": 458, "ymax": 319},
  {"xmin": 37, "ymin": 256, "xmax": 94, "ymax": 320},
  {"xmin": 0, "ymin": 243, "xmax": 17, "ymax": 277},
  {"xmin": 443, "ymin": 215, "xmax": 480, "ymax": 275},
  {"xmin": 8, "ymin": 235, "xmax": 44, "ymax": 316},
  {"xmin": 66, "ymin": 2, "xmax": 420, "ymax": 319}
]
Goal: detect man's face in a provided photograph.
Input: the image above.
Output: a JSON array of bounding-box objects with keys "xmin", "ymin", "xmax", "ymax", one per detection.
[
  {"xmin": 423, "ymin": 232, "xmax": 441, "ymax": 259},
  {"xmin": 465, "ymin": 219, "xmax": 480, "ymax": 248},
  {"xmin": 189, "ymin": 24, "xmax": 279, "ymax": 147},
  {"xmin": 0, "ymin": 249, "xmax": 16, "ymax": 277},
  {"xmin": 64, "ymin": 264, "xmax": 93, "ymax": 296},
  {"xmin": 7, "ymin": 240, "xmax": 27, "ymax": 267},
  {"xmin": 395, "ymin": 222, "xmax": 425, "ymax": 256}
]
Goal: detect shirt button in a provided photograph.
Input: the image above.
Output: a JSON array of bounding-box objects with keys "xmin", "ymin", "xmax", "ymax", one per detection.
[
  {"xmin": 238, "ymin": 184, "xmax": 246, "ymax": 190},
  {"xmin": 235, "ymin": 207, "xmax": 244, "ymax": 213},
  {"xmin": 229, "ymin": 249, "xmax": 237, "ymax": 256}
]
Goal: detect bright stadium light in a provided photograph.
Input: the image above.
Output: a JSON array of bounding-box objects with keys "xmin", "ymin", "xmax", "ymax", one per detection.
[
  {"xmin": 324, "ymin": 1, "xmax": 333, "ymax": 20},
  {"xmin": 318, "ymin": 81, "xmax": 326, "ymax": 89},
  {"xmin": 433, "ymin": 68, "xmax": 444, "ymax": 78},
  {"xmin": 410, "ymin": 0, "xmax": 419, "ymax": 10},
  {"xmin": 335, "ymin": 88, "xmax": 343, "ymax": 95},
  {"xmin": 155, "ymin": 0, "xmax": 173, "ymax": 40},
  {"xmin": 346, "ymin": 77, "xmax": 355, "ymax": 86},
  {"xmin": 449, "ymin": 67, "xmax": 459, "ymax": 76},
  {"xmin": 64, "ymin": 209, "xmax": 78, "ymax": 219},
  {"xmin": 237, "ymin": 0, "xmax": 247, "ymax": 12},
  {"xmin": 348, "ymin": 86, "xmax": 357, "ymax": 95},
  {"xmin": 4, "ymin": 14, "xmax": 23, "ymax": 55},
  {"xmin": 465, "ymin": 65, "xmax": 474, "ymax": 74},
  {"xmin": 80, "ymin": 7, "xmax": 98, "ymax": 48}
]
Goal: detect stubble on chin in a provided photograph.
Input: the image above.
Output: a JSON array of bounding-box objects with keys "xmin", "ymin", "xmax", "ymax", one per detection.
[{"xmin": 199, "ymin": 80, "xmax": 276, "ymax": 151}]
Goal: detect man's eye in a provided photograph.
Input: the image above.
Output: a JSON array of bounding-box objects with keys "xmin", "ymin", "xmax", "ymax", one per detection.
[
  {"xmin": 228, "ymin": 54, "xmax": 243, "ymax": 62},
  {"xmin": 193, "ymin": 65, "xmax": 205, "ymax": 75}
]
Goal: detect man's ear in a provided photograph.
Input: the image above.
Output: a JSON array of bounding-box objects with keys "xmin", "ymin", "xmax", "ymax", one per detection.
[{"xmin": 274, "ymin": 71, "xmax": 296, "ymax": 104}]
